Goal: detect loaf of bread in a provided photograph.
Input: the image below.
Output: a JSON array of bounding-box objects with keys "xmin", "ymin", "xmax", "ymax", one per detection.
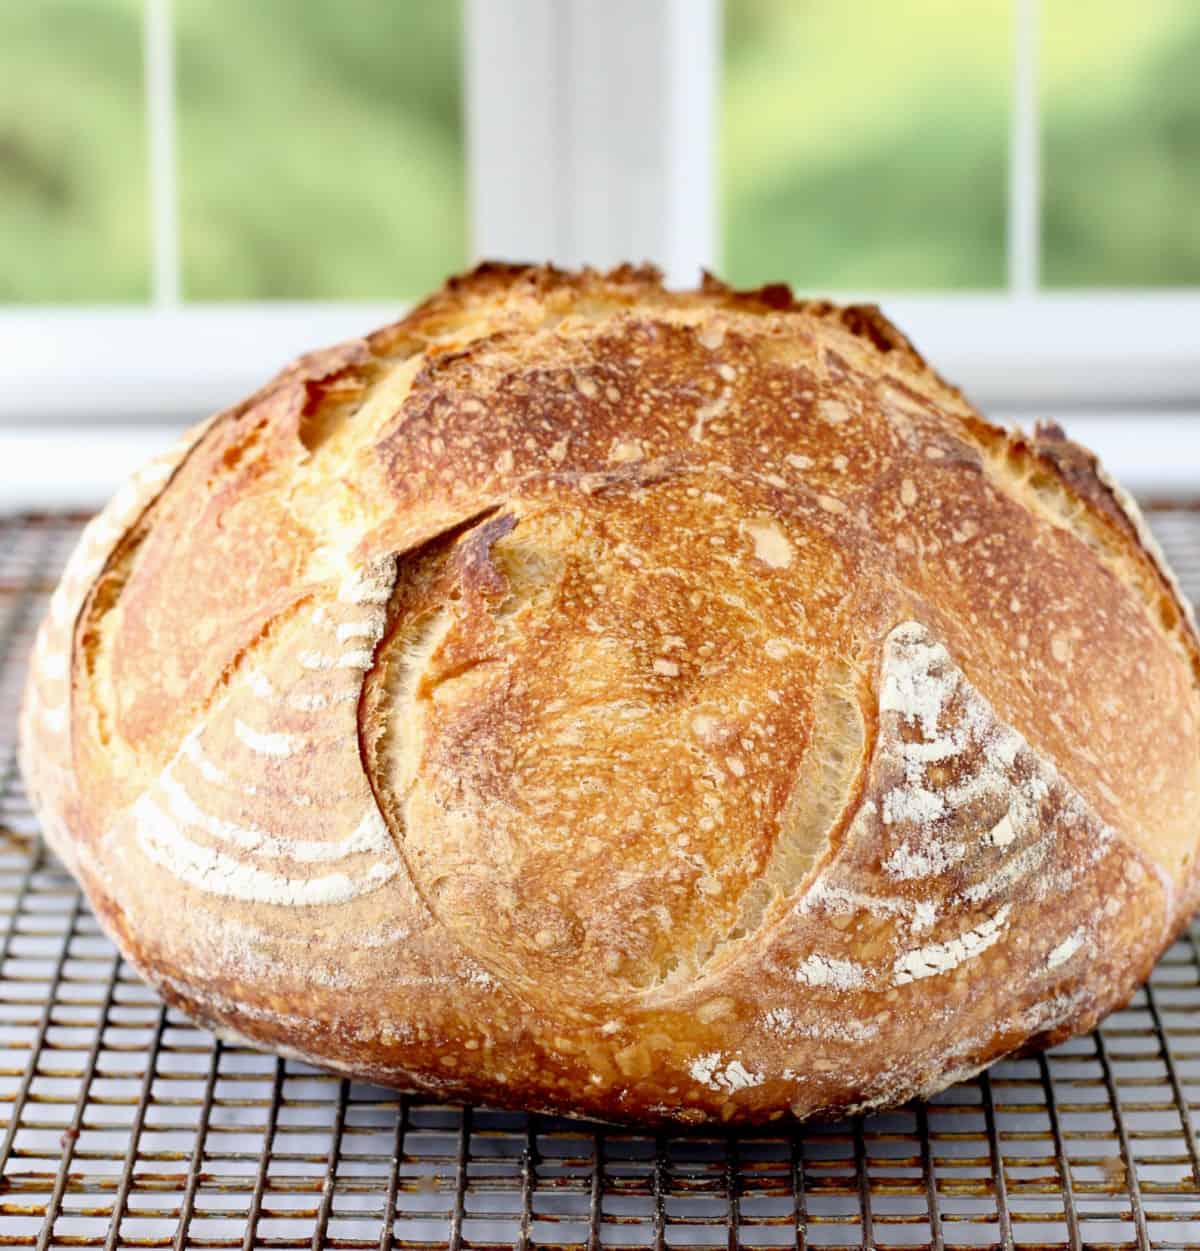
[{"xmin": 20, "ymin": 264, "xmax": 1200, "ymax": 1125}]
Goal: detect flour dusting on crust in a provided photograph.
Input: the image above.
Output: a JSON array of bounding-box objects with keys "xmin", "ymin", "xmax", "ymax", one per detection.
[
  {"xmin": 124, "ymin": 556, "xmax": 401, "ymax": 908},
  {"xmin": 689, "ymin": 1052, "xmax": 764, "ymax": 1093}
]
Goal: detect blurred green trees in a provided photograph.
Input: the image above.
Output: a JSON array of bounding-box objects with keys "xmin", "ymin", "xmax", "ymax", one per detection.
[
  {"xmin": 0, "ymin": 0, "xmax": 150, "ymax": 301},
  {"xmin": 1040, "ymin": 0, "xmax": 1200, "ymax": 286},
  {"xmin": 723, "ymin": 0, "xmax": 1200, "ymax": 290},
  {"xmin": 723, "ymin": 0, "xmax": 1010, "ymax": 290},
  {"xmin": 1, "ymin": 1, "xmax": 1197, "ymax": 302},
  {"xmin": 0, "ymin": 0, "xmax": 463, "ymax": 302},
  {"xmin": 174, "ymin": 0, "xmax": 463, "ymax": 299}
]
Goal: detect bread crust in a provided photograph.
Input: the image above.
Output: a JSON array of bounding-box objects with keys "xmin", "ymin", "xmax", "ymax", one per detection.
[{"xmin": 19, "ymin": 264, "xmax": 1200, "ymax": 1125}]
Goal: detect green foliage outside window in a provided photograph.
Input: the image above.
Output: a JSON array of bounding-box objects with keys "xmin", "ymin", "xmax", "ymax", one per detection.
[{"xmin": 1, "ymin": 1, "xmax": 1197, "ymax": 302}]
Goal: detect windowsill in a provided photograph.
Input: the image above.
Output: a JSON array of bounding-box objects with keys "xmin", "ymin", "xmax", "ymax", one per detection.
[
  {"xmin": 1, "ymin": 414, "xmax": 1196, "ymax": 515},
  {"xmin": 2, "ymin": 293, "xmax": 1200, "ymax": 424}
]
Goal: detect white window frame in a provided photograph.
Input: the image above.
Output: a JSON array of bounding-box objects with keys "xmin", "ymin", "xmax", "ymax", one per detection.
[{"xmin": 0, "ymin": 0, "xmax": 1198, "ymax": 436}]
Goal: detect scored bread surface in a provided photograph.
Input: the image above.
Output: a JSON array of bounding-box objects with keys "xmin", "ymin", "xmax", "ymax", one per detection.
[{"xmin": 19, "ymin": 264, "xmax": 1200, "ymax": 1125}]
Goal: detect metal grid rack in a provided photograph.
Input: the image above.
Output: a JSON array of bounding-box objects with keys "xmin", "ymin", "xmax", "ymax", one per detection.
[{"xmin": 3, "ymin": 508, "xmax": 1200, "ymax": 1251}]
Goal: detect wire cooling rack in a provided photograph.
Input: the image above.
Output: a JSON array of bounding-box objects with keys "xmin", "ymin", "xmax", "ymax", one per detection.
[{"xmin": 4, "ymin": 508, "xmax": 1200, "ymax": 1251}]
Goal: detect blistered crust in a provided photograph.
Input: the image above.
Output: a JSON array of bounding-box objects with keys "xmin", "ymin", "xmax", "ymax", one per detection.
[{"xmin": 19, "ymin": 262, "xmax": 1200, "ymax": 1126}]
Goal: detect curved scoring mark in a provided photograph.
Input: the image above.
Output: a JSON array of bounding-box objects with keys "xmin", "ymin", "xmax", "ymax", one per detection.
[
  {"xmin": 19, "ymin": 418, "xmax": 221, "ymax": 881},
  {"xmin": 70, "ymin": 419, "xmax": 235, "ymax": 762},
  {"xmin": 365, "ymin": 607, "xmax": 455, "ymax": 806},
  {"xmin": 358, "ymin": 505, "xmax": 511, "ymax": 877},
  {"xmin": 78, "ymin": 510, "xmax": 169, "ymax": 751},
  {"xmin": 711, "ymin": 663, "xmax": 866, "ymax": 960}
]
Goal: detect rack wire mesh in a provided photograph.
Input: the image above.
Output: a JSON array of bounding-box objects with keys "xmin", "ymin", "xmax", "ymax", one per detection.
[{"xmin": 3, "ymin": 507, "xmax": 1200, "ymax": 1250}]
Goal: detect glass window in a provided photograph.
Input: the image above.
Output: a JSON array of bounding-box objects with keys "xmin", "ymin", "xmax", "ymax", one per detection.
[
  {"xmin": 1042, "ymin": 0, "xmax": 1200, "ymax": 287},
  {"xmin": 721, "ymin": 0, "xmax": 1010, "ymax": 292},
  {"xmin": 0, "ymin": 0, "xmax": 150, "ymax": 303},
  {"xmin": 175, "ymin": 0, "xmax": 465, "ymax": 300}
]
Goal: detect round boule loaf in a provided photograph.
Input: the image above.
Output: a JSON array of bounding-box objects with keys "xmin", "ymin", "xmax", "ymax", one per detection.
[{"xmin": 19, "ymin": 263, "xmax": 1200, "ymax": 1125}]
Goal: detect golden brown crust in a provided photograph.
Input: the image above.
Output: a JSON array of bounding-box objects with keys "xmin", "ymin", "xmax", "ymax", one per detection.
[{"xmin": 19, "ymin": 263, "xmax": 1200, "ymax": 1126}]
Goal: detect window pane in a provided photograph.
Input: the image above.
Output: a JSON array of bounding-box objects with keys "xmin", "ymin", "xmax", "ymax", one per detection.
[
  {"xmin": 0, "ymin": 0, "xmax": 150, "ymax": 303},
  {"xmin": 721, "ymin": 0, "xmax": 1009, "ymax": 291},
  {"xmin": 1042, "ymin": 0, "xmax": 1200, "ymax": 287},
  {"xmin": 176, "ymin": 0, "xmax": 465, "ymax": 300}
]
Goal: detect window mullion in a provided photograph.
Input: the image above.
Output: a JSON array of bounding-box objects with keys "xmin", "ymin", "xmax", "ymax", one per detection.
[
  {"xmin": 465, "ymin": 0, "xmax": 717, "ymax": 283},
  {"xmin": 465, "ymin": 0, "xmax": 561, "ymax": 265},
  {"xmin": 143, "ymin": 0, "xmax": 181, "ymax": 307},
  {"xmin": 1008, "ymin": 0, "xmax": 1041, "ymax": 296}
]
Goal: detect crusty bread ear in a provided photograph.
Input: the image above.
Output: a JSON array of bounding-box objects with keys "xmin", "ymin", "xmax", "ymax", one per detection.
[{"xmin": 19, "ymin": 263, "xmax": 1200, "ymax": 1126}]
